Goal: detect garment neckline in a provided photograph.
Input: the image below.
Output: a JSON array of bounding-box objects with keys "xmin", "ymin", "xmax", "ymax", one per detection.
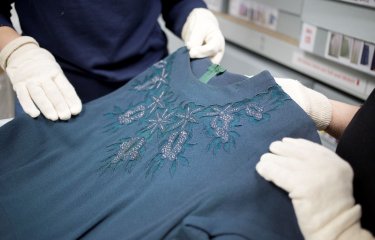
[{"xmin": 168, "ymin": 47, "xmax": 277, "ymax": 105}]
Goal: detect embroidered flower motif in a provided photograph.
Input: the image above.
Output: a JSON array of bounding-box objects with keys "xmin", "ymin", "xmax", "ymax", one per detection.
[
  {"xmin": 205, "ymin": 104, "xmax": 242, "ymax": 118},
  {"xmin": 205, "ymin": 104, "xmax": 242, "ymax": 143},
  {"xmin": 153, "ymin": 59, "xmax": 167, "ymax": 69},
  {"xmin": 112, "ymin": 137, "xmax": 145, "ymax": 164},
  {"xmin": 118, "ymin": 105, "xmax": 146, "ymax": 125},
  {"xmin": 102, "ymin": 137, "xmax": 146, "ymax": 173},
  {"xmin": 161, "ymin": 130, "xmax": 188, "ymax": 161},
  {"xmin": 103, "ymin": 54, "xmax": 289, "ymax": 177},
  {"xmin": 143, "ymin": 109, "xmax": 174, "ymax": 135},
  {"xmin": 146, "ymin": 130, "xmax": 190, "ymax": 177},
  {"xmin": 242, "ymin": 86, "xmax": 290, "ymax": 123},
  {"xmin": 134, "ymin": 68, "xmax": 168, "ymax": 91},
  {"xmin": 147, "ymin": 91, "xmax": 167, "ymax": 113},
  {"xmin": 211, "ymin": 118, "xmax": 230, "ymax": 142},
  {"xmin": 171, "ymin": 104, "xmax": 202, "ymax": 130},
  {"xmin": 244, "ymin": 103, "xmax": 264, "ymax": 120},
  {"xmin": 104, "ymin": 104, "xmax": 147, "ymax": 133}
]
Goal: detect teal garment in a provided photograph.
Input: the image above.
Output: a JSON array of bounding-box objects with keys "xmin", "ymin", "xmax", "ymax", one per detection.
[{"xmin": 0, "ymin": 47, "xmax": 320, "ymax": 240}]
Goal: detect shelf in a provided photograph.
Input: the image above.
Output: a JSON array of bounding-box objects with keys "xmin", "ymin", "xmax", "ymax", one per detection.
[
  {"xmin": 300, "ymin": 23, "xmax": 375, "ymax": 77},
  {"xmin": 215, "ymin": 12, "xmax": 374, "ymax": 100},
  {"xmin": 302, "ymin": 0, "xmax": 375, "ymax": 44},
  {"xmin": 339, "ymin": 0, "xmax": 375, "ymax": 9},
  {"xmin": 246, "ymin": 0, "xmax": 304, "ymax": 15},
  {"xmin": 227, "ymin": 0, "xmax": 302, "ymax": 39}
]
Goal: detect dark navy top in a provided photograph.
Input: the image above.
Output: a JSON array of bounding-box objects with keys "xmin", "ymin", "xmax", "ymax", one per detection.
[
  {"xmin": 336, "ymin": 89, "xmax": 375, "ymax": 234},
  {"xmin": 0, "ymin": 47, "xmax": 320, "ymax": 240},
  {"xmin": 0, "ymin": 0, "xmax": 206, "ymax": 102}
]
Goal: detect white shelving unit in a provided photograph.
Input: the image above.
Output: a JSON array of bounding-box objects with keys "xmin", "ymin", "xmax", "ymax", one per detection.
[
  {"xmin": 303, "ymin": 0, "xmax": 375, "ymax": 43},
  {"xmin": 201, "ymin": 0, "xmax": 375, "ymax": 101}
]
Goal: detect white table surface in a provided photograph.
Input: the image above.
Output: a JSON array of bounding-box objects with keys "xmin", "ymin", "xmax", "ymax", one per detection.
[{"xmin": 0, "ymin": 118, "xmax": 13, "ymax": 127}]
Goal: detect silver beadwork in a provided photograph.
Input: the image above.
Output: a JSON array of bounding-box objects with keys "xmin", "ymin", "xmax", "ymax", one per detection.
[
  {"xmin": 118, "ymin": 105, "xmax": 146, "ymax": 124},
  {"xmin": 245, "ymin": 103, "xmax": 264, "ymax": 120},
  {"xmin": 134, "ymin": 68, "xmax": 168, "ymax": 90},
  {"xmin": 171, "ymin": 106, "xmax": 202, "ymax": 130},
  {"xmin": 161, "ymin": 130, "xmax": 188, "ymax": 161},
  {"xmin": 112, "ymin": 137, "xmax": 145, "ymax": 164},
  {"xmin": 145, "ymin": 109, "xmax": 174, "ymax": 134},
  {"xmin": 148, "ymin": 91, "xmax": 167, "ymax": 113}
]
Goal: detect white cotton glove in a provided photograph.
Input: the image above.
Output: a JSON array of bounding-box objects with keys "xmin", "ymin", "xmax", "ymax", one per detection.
[
  {"xmin": 0, "ymin": 36, "xmax": 82, "ymax": 121},
  {"xmin": 256, "ymin": 138, "xmax": 374, "ymax": 240},
  {"xmin": 182, "ymin": 8, "xmax": 225, "ymax": 64},
  {"xmin": 274, "ymin": 77, "xmax": 332, "ymax": 130}
]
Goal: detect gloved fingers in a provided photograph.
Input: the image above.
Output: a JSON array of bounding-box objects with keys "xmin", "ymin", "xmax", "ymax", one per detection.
[
  {"xmin": 54, "ymin": 74, "xmax": 82, "ymax": 115},
  {"xmin": 273, "ymin": 78, "xmax": 311, "ymax": 115},
  {"xmin": 282, "ymin": 137, "xmax": 318, "ymax": 148},
  {"xmin": 182, "ymin": 8, "xmax": 225, "ymax": 64},
  {"xmin": 268, "ymin": 139, "xmax": 306, "ymax": 161},
  {"xmin": 282, "ymin": 138, "xmax": 333, "ymax": 159},
  {"xmin": 189, "ymin": 43, "xmax": 223, "ymax": 62},
  {"xmin": 41, "ymin": 79, "xmax": 72, "ymax": 120},
  {"xmin": 189, "ymin": 44, "xmax": 217, "ymax": 59},
  {"xmin": 27, "ymin": 81, "xmax": 59, "ymax": 121},
  {"xmin": 270, "ymin": 138, "xmax": 313, "ymax": 161},
  {"xmin": 260, "ymin": 152, "xmax": 304, "ymax": 171},
  {"xmin": 185, "ymin": 31, "xmax": 205, "ymax": 51},
  {"xmin": 210, "ymin": 50, "xmax": 224, "ymax": 65},
  {"xmin": 14, "ymin": 84, "xmax": 41, "ymax": 118},
  {"xmin": 256, "ymin": 153, "xmax": 296, "ymax": 193},
  {"xmin": 189, "ymin": 34, "xmax": 225, "ymax": 60}
]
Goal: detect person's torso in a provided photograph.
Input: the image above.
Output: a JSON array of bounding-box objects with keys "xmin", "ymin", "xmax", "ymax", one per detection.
[
  {"xmin": 15, "ymin": 0, "xmax": 168, "ymax": 84},
  {"xmin": 336, "ymin": 89, "xmax": 375, "ymax": 234}
]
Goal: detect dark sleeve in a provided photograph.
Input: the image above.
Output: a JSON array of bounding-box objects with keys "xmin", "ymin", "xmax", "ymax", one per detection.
[
  {"xmin": 161, "ymin": 0, "xmax": 207, "ymax": 37},
  {"xmin": 0, "ymin": 0, "xmax": 14, "ymax": 27},
  {"xmin": 336, "ymin": 89, "xmax": 375, "ymax": 234}
]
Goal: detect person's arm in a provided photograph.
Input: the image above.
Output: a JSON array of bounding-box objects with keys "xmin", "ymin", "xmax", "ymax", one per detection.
[
  {"xmin": 0, "ymin": 26, "xmax": 20, "ymax": 50},
  {"xmin": 274, "ymin": 78, "xmax": 360, "ymax": 139},
  {"xmin": 161, "ymin": 0, "xmax": 207, "ymax": 37},
  {"xmin": 326, "ymin": 100, "xmax": 359, "ymax": 139},
  {"xmin": 0, "ymin": 1, "xmax": 20, "ymax": 49},
  {"xmin": 0, "ymin": 26, "xmax": 19, "ymax": 77}
]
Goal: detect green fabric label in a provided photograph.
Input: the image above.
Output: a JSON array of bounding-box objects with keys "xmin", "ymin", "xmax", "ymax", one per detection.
[{"xmin": 199, "ymin": 64, "xmax": 226, "ymax": 84}]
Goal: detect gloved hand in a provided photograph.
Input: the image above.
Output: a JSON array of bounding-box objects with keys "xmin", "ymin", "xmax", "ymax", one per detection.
[
  {"xmin": 274, "ymin": 77, "xmax": 332, "ymax": 130},
  {"xmin": 256, "ymin": 138, "xmax": 374, "ymax": 240},
  {"xmin": 182, "ymin": 8, "xmax": 225, "ymax": 64},
  {"xmin": 0, "ymin": 36, "xmax": 82, "ymax": 121}
]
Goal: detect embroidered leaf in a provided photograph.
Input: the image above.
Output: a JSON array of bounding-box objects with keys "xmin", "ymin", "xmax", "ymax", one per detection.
[
  {"xmin": 169, "ymin": 160, "xmax": 177, "ymax": 177},
  {"xmin": 179, "ymin": 156, "xmax": 189, "ymax": 167}
]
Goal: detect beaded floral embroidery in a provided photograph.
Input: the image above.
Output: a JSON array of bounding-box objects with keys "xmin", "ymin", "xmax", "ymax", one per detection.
[{"xmin": 102, "ymin": 56, "xmax": 290, "ymax": 177}]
